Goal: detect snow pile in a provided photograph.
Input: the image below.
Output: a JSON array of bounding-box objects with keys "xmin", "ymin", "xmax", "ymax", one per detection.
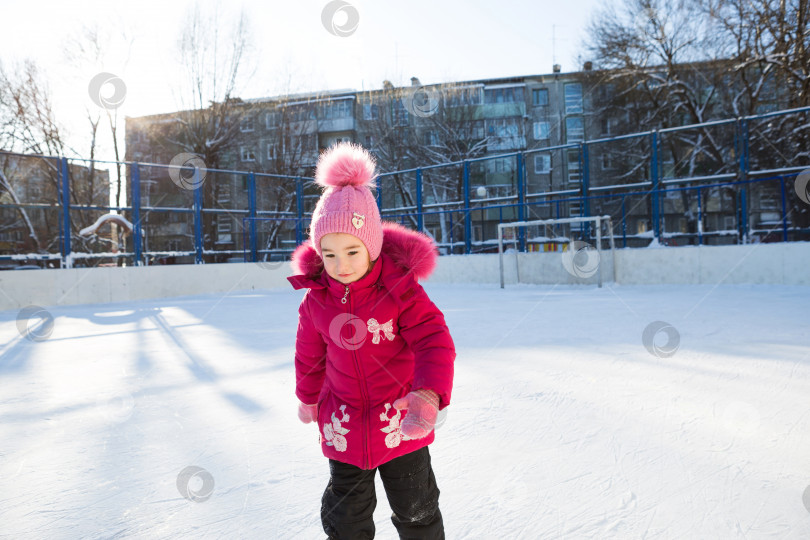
[{"xmin": 79, "ymin": 213, "xmax": 142, "ymax": 237}]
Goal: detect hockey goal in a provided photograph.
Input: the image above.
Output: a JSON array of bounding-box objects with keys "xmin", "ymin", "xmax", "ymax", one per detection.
[{"xmin": 497, "ymin": 216, "xmax": 617, "ymax": 288}]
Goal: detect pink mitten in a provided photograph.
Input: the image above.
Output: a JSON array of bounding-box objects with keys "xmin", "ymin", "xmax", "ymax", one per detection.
[
  {"xmin": 392, "ymin": 388, "xmax": 440, "ymax": 439},
  {"xmin": 298, "ymin": 401, "xmax": 318, "ymax": 424}
]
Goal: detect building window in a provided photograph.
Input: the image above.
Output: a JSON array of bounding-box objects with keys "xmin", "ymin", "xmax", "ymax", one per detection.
[
  {"xmin": 321, "ymin": 100, "xmax": 353, "ymax": 120},
  {"xmin": 240, "ymin": 116, "xmax": 255, "ymax": 132},
  {"xmin": 601, "ymin": 152, "xmax": 613, "ymax": 170},
  {"xmin": 534, "ymin": 153, "xmax": 551, "ymax": 174},
  {"xmin": 569, "ymin": 201, "xmax": 582, "ymax": 217},
  {"xmin": 486, "ymin": 117, "xmax": 520, "ymax": 138},
  {"xmin": 363, "ymin": 103, "xmax": 379, "ymax": 120},
  {"xmin": 566, "ymin": 116, "xmax": 584, "ymax": 143},
  {"xmin": 364, "ymin": 135, "xmax": 375, "ymax": 148},
  {"xmin": 532, "ymin": 88, "xmax": 549, "ymax": 107},
  {"xmin": 445, "ymin": 86, "xmax": 483, "ymax": 107},
  {"xmin": 240, "ymin": 146, "xmax": 256, "ymax": 162},
  {"xmin": 484, "ymin": 86, "xmax": 524, "ymax": 104},
  {"xmin": 424, "ymin": 130, "xmax": 439, "ymax": 146},
  {"xmin": 564, "ymin": 83, "xmax": 583, "ymax": 114},
  {"xmin": 600, "ymin": 117, "xmax": 612, "ymax": 135},
  {"xmin": 393, "ymin": 99, "xmax": 409, "ymax": 126},
  {"xmin": 486, "ymin": 158, "xmax": 509, "ymax": 173},
  {"xmin": 533, "ymin": 121, "xmax": 550, "ymax": 140},
  {"xmin": 567, "ymin": 150, "xmax": 581, "ymax": 183},
  {"xmin": 267, "ymin": 144, "xmax": 276, "ymax": 161},
  {"xmin": 461, "ymin": 121, "xmax": 485, "ymax": 139},
  {"xmin": 266, "ymin": 112, "xmax": 278, "ymax": 129}
]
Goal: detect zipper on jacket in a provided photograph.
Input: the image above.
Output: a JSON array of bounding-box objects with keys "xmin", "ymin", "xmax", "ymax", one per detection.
[
  {"xmin": 341, "ymin": 285, "xmax": 349, "ymax": 304},
  {"xmin": 346, "ymin": 285, "xmax": 371, "ymax": 469}
]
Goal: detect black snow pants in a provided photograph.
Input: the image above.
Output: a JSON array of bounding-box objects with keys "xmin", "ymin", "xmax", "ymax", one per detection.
[{"xmin": 321, "ymin": 446, "xmax": 444, "ymax": 539}]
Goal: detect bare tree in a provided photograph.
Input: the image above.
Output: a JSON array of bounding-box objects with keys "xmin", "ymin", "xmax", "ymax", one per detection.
[
  {"xmin": 63, "ymin": 22, "xmax": 135, "ymax": 215},
  {"xmin": 359, "ymin": 82, "xmax": 496, "ymax": 251},
  {"xmin": 0, "ymin": 58, "xmax": 113, "ymax": 264}
]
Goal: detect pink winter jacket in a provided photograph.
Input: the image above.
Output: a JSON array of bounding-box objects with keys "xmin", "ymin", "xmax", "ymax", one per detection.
[{"xmin": 287, "ymin": 221, "xmax": 456, "ymax": 470}]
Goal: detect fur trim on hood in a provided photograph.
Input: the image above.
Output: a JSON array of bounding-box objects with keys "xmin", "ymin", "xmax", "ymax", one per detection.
[{"xmin": 289, "ymin": 221, "xmax": 438, "ymax": 281}]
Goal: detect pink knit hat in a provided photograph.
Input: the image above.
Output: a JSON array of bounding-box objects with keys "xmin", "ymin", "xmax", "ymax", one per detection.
[{"xmin": 309, "ymin": 142, "xmax": 383, "ymax": 261}]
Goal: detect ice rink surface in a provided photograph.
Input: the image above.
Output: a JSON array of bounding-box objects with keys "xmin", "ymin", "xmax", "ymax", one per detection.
[{"xmin": 1, "ymin": 282, "xmax": 809, "ymax": 539}]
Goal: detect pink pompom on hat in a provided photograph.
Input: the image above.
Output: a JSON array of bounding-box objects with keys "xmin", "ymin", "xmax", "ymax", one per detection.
[{"xmin": 309, "ymin": 142, "xmax": 383, "ymax": 262}]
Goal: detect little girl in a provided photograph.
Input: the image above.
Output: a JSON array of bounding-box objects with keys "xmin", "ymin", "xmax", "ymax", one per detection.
[{"xmin": 287, "ymin": 142, "xmax": 455, "ymax": 539}]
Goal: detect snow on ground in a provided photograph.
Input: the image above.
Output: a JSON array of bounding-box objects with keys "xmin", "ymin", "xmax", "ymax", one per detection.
[{"xmin": 1, "ymin": 282, "xmax": 809, "ymax": 539}]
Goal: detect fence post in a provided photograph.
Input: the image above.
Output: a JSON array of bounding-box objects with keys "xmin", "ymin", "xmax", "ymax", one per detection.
[
  {"xmin": 517, "ymin": 152, "xmax": 525, "ymax": 252},
  {"xmin": 416, "ymin": 168, "xmax": 424, "ymax": 233},
  {"xmin": 621, "ymin": 195, "xmax": 627, "ymax": 248},
  {"xmin": 581, "ymin": 143, "xmax": 590, "ymax": 240},
  {"xmin": 193, "ymin": 167, "xmax": 203, "ymax": 264},
  {"xmin": 650, "ymin": 131, "xmax": 660, "ymax": 243},
  {"xmin": 697, "ymin": 187, "xmax": 703, "ymax": 245},
  {"xmin": 376, "ymin": 172, "xmax": 383, "ymax": 213},
  {"xmin": 780, "ymin": 176, "xmax": 789, "ymax": 241},
  {"xmin": 296, "ymin": 177, "xmax": 304, "ymax": 246},
  {"xmin": 248, "ymin": 172, "xmax": 257, "ymax": 262},
  {"xmin": 738, "ymin": 118, "xmax": 750, "ymax": 243},
  {"xmin": 60, "ymin": 157, "xmax": 72, "ymax": 268},
  {"xmin": 463, "ymin": 160, "xmax": 471, "ymax": 254},
  {"xmin": 131, "ymin": 163, "xmax": 142, "ymax": 266}
]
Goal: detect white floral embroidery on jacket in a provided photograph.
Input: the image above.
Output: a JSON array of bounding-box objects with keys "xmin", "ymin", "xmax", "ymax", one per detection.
[
  {"xmin": 379, "ymin": 403, "xmax": 413, "ymax": 448},
  {"xmin": 367, "ymin": 318, "xmax": 395, "ymax": 344},
  {"xmin": 323, "ymin": 404, "xmax": 350, "ymax": 452}
]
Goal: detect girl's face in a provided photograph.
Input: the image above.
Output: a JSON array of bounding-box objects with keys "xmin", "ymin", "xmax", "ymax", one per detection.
[{"xmin": 320, "ymin": 232, "xmax": 373, "ymax": 284}]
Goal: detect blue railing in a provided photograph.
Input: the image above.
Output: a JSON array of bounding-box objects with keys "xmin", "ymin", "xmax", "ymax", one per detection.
[{"xmin": 0, "ymin": 105, "xmax": 808, "ymax": 268}]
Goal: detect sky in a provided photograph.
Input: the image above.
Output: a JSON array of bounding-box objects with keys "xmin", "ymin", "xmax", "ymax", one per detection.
[{"xmin": 0, "ymin": 0, "xmax": 603, "ymax": 160}]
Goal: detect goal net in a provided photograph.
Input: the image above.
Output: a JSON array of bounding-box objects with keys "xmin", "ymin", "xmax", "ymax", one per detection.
[{"xmin": 498, "ymin": 216, "xmax": 617, "ymax": 288}]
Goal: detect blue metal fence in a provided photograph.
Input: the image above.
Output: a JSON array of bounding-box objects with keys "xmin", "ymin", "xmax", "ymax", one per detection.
[{"xmin": 1, "ymin": 105, "xmax": 808, "ymax": 268}]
